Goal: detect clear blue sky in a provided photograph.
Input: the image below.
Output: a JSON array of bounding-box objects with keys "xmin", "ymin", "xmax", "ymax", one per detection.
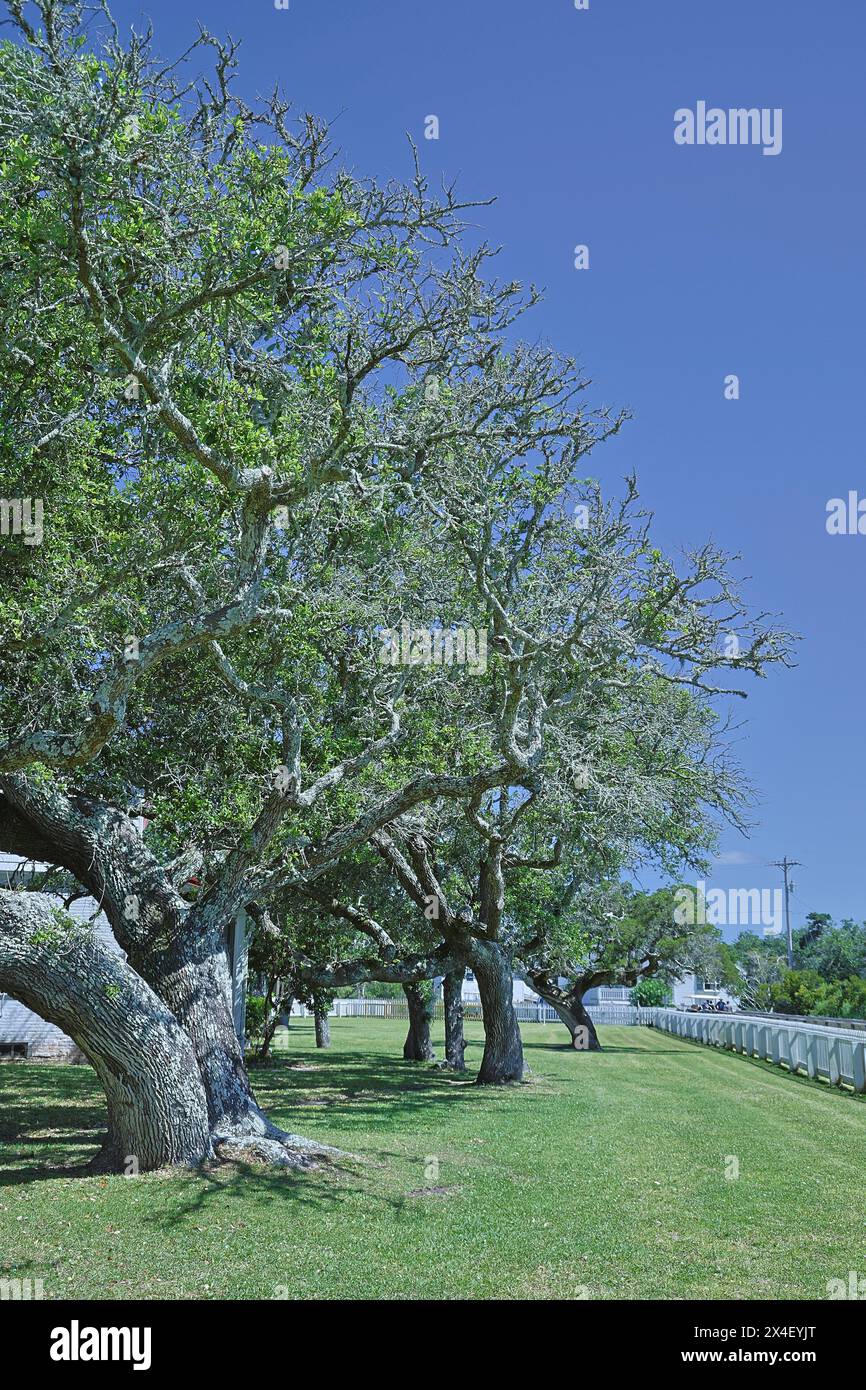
[{"xmin": 105, "ymin": 0, "xmax": 866, "ymax": 935}]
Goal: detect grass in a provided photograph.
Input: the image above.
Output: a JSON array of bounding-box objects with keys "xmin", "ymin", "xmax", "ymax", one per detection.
[{"xmin": 0, "ymin": 1018, "xmax": 864, "ymax": 1300}]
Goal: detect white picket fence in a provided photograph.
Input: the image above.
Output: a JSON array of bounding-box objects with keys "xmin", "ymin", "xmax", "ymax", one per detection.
[
  {"xmin": 585, "ymin": 1004, "xmax": 642, "ymax": 1026},
  {"xmin": 328, "ymin": 997, "xmax": 641, "ymax": 1025},
  {"xmin": 645, "ymin": 1007, "xmax": 866, "ymax": 1093}
]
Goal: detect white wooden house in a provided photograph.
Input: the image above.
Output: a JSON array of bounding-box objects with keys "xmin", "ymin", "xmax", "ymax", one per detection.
[
  {"xmin": 671, "ymin": 971, "xmax": 737, "ymax": 1009},
  {"xmin": 459, "ymin": 973, "xmax": 632, "ymax": 1007},
  {"xmin": 460, "ymin": 971, "xmax": 539, "ymax": 1005}
]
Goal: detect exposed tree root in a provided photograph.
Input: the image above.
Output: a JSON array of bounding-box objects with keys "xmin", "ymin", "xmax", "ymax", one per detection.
[
  {"xmin": 212, "ymin": 1134, "xmax": 333, "ymax": 1168},
  {"xmin": 210, "ymin": 1112, "xmax": 348, "ymax": 1169}
]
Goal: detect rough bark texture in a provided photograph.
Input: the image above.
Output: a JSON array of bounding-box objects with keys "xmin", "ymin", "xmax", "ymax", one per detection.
[
  {"xmin": 402, "ymin": 981, "xmax": 435, "ymax": 1061},
  {"xmin": 313, "ymin": 1000, "xmax": 331, "ymax": 1049},
  {"xmin": 554, "ymin": 991, "xmax": 602, "ymax": 1051},
  {"xmin": 443, "ymin": 969, "xmax": 466, "ymax": 1071},
  {"xmin": 137, "ymin": 924, "xmax": 255, "ymax": 1128},
  {"xmin": 468, "ymin": 940, "xmax": 524, "ymax": 1083},
  {"xmin": 0, "ymin": 891, "xmax": 211, "ymax": 1171},
  {"xmin": 0, "ymin": 776, "xmax": 247, "ymax": 1112},
  {"xmin": 141, "ymin": 929, "xmax": 337, "ymax": 1164}
]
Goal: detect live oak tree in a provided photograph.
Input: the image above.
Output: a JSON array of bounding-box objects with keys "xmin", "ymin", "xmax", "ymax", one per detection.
[
  {"xmin": 257, "ymin": 476, "xmax": 794, "ymax": 1083},
  {"xmin": 253, "ymin": 859, "xmax": 456, "ymax": 1066},
  {"xmin": 0, "ymin": 2, "xmax": 617, "ymax": 1164},
  {"xmin": 245, "ymin": 923, "xmax": 298, "ymax": 1061},
  {"xmin": 303, "ymin": 855, "xmax": 444, "ymax": 1064},
  {"xmin": 519, "ymin": 883, "xmax": 726, "ymax": 1051}
]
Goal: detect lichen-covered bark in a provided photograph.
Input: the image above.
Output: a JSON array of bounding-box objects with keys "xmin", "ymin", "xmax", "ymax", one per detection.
[
  {"xmin": 0, "ymin": 779, "xmax": 253, "ymax": 1116},
  {"xmin": 137, "ymin": 923, "xmax": 254, "ymax": 1126},
  {"xmin": 132, "ymin": 921, "xmax": 338, "ymax": 1163},
  {"xmin": 313, "ymin": 999, "xmax": 331, "ymax": 1049},
  {"xmin": 0, "ymin": 890, "xmax": 211, "ymax": 1170},
  {"xmin": 521, "ymin": 967, "xmax": 602, "ymax": 1051},
  {"xmin": 402, "ymin": 980, "xmax": 435, "ymax": 1061},
  {"xmin": 468, "ymin": 940, "xmax": 524, "ymax": 1083},
  {"xmin": 443, "ymin": 969, "xmax": 466, "ymax": 1071}
]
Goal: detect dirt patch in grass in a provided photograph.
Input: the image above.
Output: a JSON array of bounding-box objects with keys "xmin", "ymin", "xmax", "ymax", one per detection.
[{"xmin": 405, "ymin": 1184, "xmax": 463, "ymax": 1199}]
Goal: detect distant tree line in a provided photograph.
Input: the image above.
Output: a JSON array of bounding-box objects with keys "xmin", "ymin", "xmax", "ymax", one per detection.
[{"xmin": 702, "ymin": 912, "xmax": 866, "ymax": 1019}]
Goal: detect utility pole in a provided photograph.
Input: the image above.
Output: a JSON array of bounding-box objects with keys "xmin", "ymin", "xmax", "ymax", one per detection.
[{"xmin": 771, "ymin": 857, "xmax": 801, "ymax": 968}]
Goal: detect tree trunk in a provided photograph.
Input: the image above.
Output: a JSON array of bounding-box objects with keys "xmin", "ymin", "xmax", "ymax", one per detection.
[
  {"xmin": 0, "ymin": 775, "xmax": 256, "ymax": 1132},
  {"xmin": 402, "ymin": 981, "xmax": 435, "ymax": 1061},
  {"xmin": 138, "ymin": 933, "xmax": 339, "ymax": 1164},
  {"xmin": 443, "ymin": 969, "xmax": 466, "ymax": 1071},
  {"xmin": 260, "ymin": 987, "xmax": 292, "ymax": 1058},
  {"xmin": 520, "ymin": 969, "xmax": 603, "ymax": 1052},
  {"xmin": 258, "ymin": 977, "xmax": 280, "ymax": 1060},
  {"xmin": 551, "ymin": 991, "xmax": 602, "ymax": 1051},
  {"xmin": 469, "ymin": 941, "xmax": 524, "ymax": 1083},
  {"xmin": 138, "ymin": 925, "xmax": 258, "ymax": 1126},
  {"xmin": 313, "ymin": 999, "xmax": 331, "ymax": 1048},
  {"xmin": 0, "ymin": 891, "xmax": 211, "ymax": 1172}
]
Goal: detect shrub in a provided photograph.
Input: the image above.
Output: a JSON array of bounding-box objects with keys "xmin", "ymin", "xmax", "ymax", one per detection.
[
  {"xmin": 769, "ymin": 970, "xmax": 825, "ymax": 1016},
  {"xmin": 632, "ymin": 978, "xmax": 672, "ymax": 1007},
  {"xmin": 245, "ymin": 995, "xmax": 267, "ymax": 1042}
]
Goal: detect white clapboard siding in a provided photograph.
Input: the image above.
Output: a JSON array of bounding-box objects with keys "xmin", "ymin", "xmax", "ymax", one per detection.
[{"xmin": 0, "ymin": 997, "xmax": 83, "ymax": 1059}]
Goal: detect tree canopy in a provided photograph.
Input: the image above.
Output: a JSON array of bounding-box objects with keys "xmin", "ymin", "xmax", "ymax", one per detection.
[{"xmin": 0, "ymin": 0, "xmax": 795, "ymax": 1161}]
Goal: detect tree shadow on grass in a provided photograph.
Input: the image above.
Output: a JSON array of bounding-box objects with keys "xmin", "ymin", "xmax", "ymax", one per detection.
[
  {"xmin": 0, "ymin": 1031, "xmax": 698, "ymax": 1198},
  {"xmin": 0, "ymin": 1064, "xmax": 107, "ymax": 1183},
  {"xmin": 0, "ymin": 1255, "xmax": 64, "ymax": 1287},
  {"xmin": 519, "ymin": 1038, "xmax": 684, "ymax": 1056},
  {"xmin": 0, "ymin": 1051, "xmax": 487, "ymax": 1197},
  {"xmin": 147, "ymin": 1150, "xmax": 411, "ymax": 1229},
  {"xmin": 251, "ymin": 1050, "xmax": 486, "ymax": 1136},
  {"xmin": 242, "ymin": 1047, "xmax": 567, "ymax": 1191},
  {"xmin": 0, "ymin": 1151, "xmax": 106, "ymax": 1186},
  {"xmin": 147, "ymin": 1052, "xmax": 478, "ymax": 1229}
]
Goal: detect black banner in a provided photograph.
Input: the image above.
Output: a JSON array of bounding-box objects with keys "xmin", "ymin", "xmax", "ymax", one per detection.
[{"xmin": 1, "ymin": 1299, "xmax": 852, "ymax": 1376}]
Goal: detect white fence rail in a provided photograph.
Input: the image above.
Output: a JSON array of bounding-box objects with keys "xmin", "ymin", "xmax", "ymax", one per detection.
[
  {"xmin": 737, "ymin": 1009, "xmax": 866, "ymax": 1034},
  {"xmin": 645, "ymin": 1007, "xmax": 866, "ymax": 1093}
]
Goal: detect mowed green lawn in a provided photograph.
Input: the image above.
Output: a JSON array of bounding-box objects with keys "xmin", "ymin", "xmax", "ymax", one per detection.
[{"xmin": 0, "ymin": 1019, "xmax": 864, "ymax": 1300}]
